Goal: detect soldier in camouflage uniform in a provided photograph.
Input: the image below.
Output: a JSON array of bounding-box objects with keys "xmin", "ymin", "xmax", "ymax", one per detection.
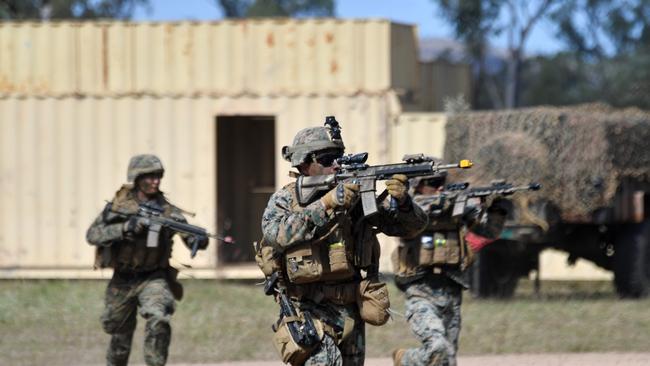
[
  {"xmin": 261, "ymin": 124, "xmax": 428, "ymax": 365},
  {"xmin": 392, "ymin": 173, "xmax": 507, "ymax": 366},
  {"xmin": 86, "ymin": 154, "xmax": 208, "ymax": 366}
]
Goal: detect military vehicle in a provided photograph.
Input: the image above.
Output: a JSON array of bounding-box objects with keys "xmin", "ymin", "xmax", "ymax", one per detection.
[{"xmin": 442, "ymin": 104, "xmax": 650, "ymax": 298}]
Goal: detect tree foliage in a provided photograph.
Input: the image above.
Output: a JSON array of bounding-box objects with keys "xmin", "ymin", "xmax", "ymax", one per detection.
[
  {"xmin": 217, "ymin": 0, "xmax": 334, "ymax": 18},
  {"xmin": 521, "ymin": 49, "xmax": 650, "ymax": 110},
  {"xmin": 434, "ymin": 0, "xmax": 650, "ymax": 110},
  {"xmin": 551, "ymin": 0, "xmax": 650, "ymax": 59},
  {"xmin": 522, "ymin": 0, "xmax": 650, "ymax": 109},
  {"xmin": 0, "ymin": 0, "xmax": 149, "ymax": 20},
  {"xmin": 435, "ymin": 0, "xmax": 563, "ymax": 109}
]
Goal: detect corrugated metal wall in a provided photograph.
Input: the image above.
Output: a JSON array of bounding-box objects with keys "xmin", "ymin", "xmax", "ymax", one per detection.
[
  {"xmin": 0, "ymin": 93, "xmax": 400, "ymax": 278},
  {"xmin": 392, "ymin": 112, "xmax": 447, "ymax": 161},
  {"xmin": 0, "ymin": 97, "xmax": 217, "ymax": 277},
  {"xmin": 0, "ymin": 20, "xmax": 420, "ymax": 278},
  {"xmin": 0, "ymin": 20, "xmax": 417, "ymax": 97}
]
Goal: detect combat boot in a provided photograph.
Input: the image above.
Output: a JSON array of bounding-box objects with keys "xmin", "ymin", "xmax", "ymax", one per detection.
[{"xmin": 392, "ymin": 348, "xmax": 406, "ymax": 366}]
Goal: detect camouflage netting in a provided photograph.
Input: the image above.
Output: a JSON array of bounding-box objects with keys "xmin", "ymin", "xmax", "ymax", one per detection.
[{"xmin": 444, "ymin": 104, "xmax": 650, "ymax": 223}]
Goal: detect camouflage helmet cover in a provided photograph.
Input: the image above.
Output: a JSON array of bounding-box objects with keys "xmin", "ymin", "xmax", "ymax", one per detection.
[
  {"xmin": 282, "ymin": 126, "xmax": 345, "ymax": 167},
  {"xmin": 127, "ymin": 154, "xmax": 165, "ymax": 182}
]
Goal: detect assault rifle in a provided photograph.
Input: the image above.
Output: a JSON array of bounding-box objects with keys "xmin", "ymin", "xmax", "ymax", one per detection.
[
  {"xmin": 415, "ymin": 180, "xmax": 541, "ymax": 218},
  {"xmin": 266, "ymin": 272, "xmax": 320, "ymax": 348},
  {"xmin": 115, "ymin": 201, "xmax": 233, "ymax": 258},
  {"xmin": 296, "ymin": 153, "xmax": 473, "ymax": 216}
]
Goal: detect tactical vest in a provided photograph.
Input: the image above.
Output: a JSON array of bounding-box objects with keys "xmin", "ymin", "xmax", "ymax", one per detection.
[
  {"xmin": 256, "ymin": 182, "xmax": 383, "ymax": 303},
  {"xmin": 289, "ymin": 182, "xmax": 356, "ymax": 283},
  {"xmin": 393, "ymin": 201, "xmax": 474, "ymax": 282},
  {"xmin": 258, "ymin": 182, "xmax": 393, "ymax": 338},
  {"xmin": 95, "ymin": 185, "xmax": 176, "ymax": 272}
]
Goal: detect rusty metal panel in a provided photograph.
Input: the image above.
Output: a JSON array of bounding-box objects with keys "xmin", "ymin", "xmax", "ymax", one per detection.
[{"xmin": 0, "ymin": 20, "xmax": 417, "ymax": 97}]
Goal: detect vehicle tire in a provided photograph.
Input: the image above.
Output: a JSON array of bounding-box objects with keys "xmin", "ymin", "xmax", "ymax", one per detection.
[
  {"xmin": 470, "ymin": 240, "xmax": 520, "ymax": 298},
  {"xmin": 614, "ymin": 219, "xmax": 650, "ymax": 298}
]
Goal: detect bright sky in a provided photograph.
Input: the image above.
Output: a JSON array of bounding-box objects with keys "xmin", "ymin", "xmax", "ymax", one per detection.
[{"xmin": 132, "ymin": 0, "xmax": 564, "ymax": 55}]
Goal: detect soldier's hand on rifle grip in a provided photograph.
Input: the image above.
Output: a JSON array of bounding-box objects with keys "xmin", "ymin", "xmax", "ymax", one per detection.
[
  {"xmin": 321, "ymin": 183, "xmax": 360, "ymax": 210},
  {"xmin": 385, "ymin": 174, "xmax": 409, "ymax": 205},
  {"xmin": 123, "ymin": 216, "xmax": 149, "ymax": 235},
  {"xmin": 461, "ymin": 206, "xmax": 481, "ymax": 226}
]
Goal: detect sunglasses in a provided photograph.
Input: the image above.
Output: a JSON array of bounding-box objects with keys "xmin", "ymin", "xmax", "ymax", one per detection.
[{"xmin": 315, "ymin": 153, "xmax": 342, "ymax": 167}]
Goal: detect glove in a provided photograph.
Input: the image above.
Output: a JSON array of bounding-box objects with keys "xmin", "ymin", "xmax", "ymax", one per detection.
[
  {"xmin": 123, "ymin": 216, "xmax": 149, "ymax": 235},
  {"xmin": 461, "ymin": 205, "xmax": 481, "ymax": 226},
  {"xmin": 385, "ymin": 174, "xmax": 409, "ymax": 205},
  {"xmin": 467, "ymin": 198, "xmax": 508, "ymax": 251},
  {"xmin": 321, "ymin": 183, "xmax": 360, "ymax": 210}
]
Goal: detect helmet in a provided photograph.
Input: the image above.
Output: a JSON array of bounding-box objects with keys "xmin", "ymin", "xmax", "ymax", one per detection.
[
  {"xmin": 282, "ymin": 126, "xmax": 345, "ymax": 167},
  {"xmin": 420, "ymin": 171, "xmax": 447, "ymax": 187},
  {"xmin": 127, "ymin": 154, "xmax": 165, "ymax": 183},
  {"xmin": 410, "ymin": 156, "xmax": 447, "ymax": 188}
]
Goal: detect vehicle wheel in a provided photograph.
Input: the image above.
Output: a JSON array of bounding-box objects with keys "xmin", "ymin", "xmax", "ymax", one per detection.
[
  {"xmin": 470, "ymin": 240, "xmax": 520, "ymax": 298},
  {"xmin": 614, "ymin": 219, "xmax": 650, "ymax": 298}
]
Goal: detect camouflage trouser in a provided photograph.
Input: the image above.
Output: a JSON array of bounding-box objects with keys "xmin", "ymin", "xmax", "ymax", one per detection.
[
  {"xmin": 399, "ymin": 281, "xmax": 462, "ymax": 366},
  {"xmin": 101, "ymin": 273, "xmax": 176, "ymax": 366},
  {"xmin": 299, "ymin": 301, "xmax": 365, "ymax": 366}
]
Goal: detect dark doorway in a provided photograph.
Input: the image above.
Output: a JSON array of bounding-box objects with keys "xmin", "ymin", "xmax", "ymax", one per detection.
[{"xmin": 217, "ymin": 116, "xmax": 276, "ymax": 264}]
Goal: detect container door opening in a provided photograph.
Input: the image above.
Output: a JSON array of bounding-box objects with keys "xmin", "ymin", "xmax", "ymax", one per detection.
[{"xmin": 217, "ymin": 116, "xmax": 275, "ymax": 264}]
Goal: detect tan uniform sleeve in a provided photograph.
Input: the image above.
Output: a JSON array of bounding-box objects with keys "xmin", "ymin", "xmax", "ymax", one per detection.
[
  {"xmin": 261, "ymin": 186, "xmax": 335, "ymax": 250},
  {"xmin": 86, "ymin": 205, "xmax": 124, "ymax": 247}
]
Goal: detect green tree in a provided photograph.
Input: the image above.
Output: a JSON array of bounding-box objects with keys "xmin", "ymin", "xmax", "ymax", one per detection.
[
  {"xmin": 521, "ymin": 49, "xmax": 650, "ymax": 110},
  {"xmin": 435, "ymin": 0, "xmax": 563, "ymax": 109},
  {"xmin": 436, "ymin": 0, "xmax": 501, "ymax": 109},
  {"xmin": 551, "ymin": 0, "xmax": 650, "ymax": 59},
  {"xmin": 0, "ymin": 0, "xmax": 149, "ymax": 20},
  {"xmin": 520, "ymin": 1, "xmax": 650, "ymax": 110},
  {"xmin": 217, "ymin": 0, "xmax": 334, "ymax": 18}
]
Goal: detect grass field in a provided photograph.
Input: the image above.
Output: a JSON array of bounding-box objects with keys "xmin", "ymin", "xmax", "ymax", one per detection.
[{"xmin": 1, "ymin": 278, "xmax": 649, "ymax": 365}]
